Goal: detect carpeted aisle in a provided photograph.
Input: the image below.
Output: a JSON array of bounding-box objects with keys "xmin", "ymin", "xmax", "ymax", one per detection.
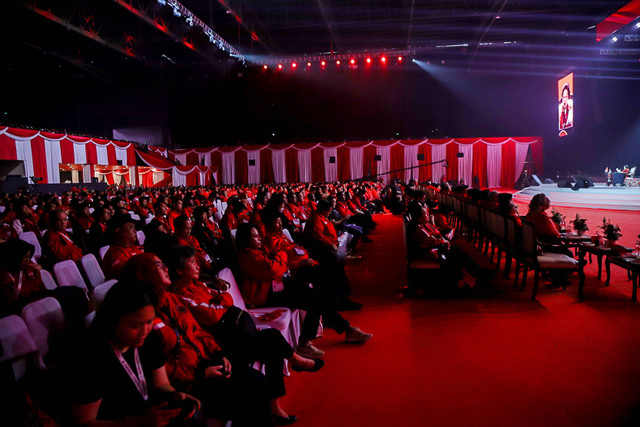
[{"xmin": 282, "ymin": 212, "xmax": 640, "ymax": 427}]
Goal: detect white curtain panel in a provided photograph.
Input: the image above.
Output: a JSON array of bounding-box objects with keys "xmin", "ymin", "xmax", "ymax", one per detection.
[
  {"xmin": 431, "ymin": 144, "xmax": 447, "ymax": 182},
  {"xmin": 272, "ymin": 149, "xmax": 287, "ymax": 183},
  {"xmin": 376, "ymin": 146, "xmax": 391, "ymax": 184},
  {"xmin": 82, "ymin": 165, "xmax": 92, "ymax": 183},
  {"xmin": 73, "ymin": 142, "xmax": 87, "ymax": 164},
  {"xmin": 212, "ymin": 170, "xmax": 218, "ymax": 185},
  {"xmin": 349, "ymin": 147, "xmax": 364, "ymax": 180},
  {"xmin": 514, "ymin": 142, "xmax": 530, "ymax": 185},
  {"xmin": 44, "ymin": 139, "xmax": 62, "ymax": 184},
  {"xmin": 457, "ymin": 144, "xmax": 474, "ymax": 186},
  {"xmin": 198, "ymin": 153, "xmax": 212, "ymax": 167},
  {"xmin": 246, "ymin": 150, "xmax": 261, "ymax": 184},
  {"xmin": 323, "ymin": 147, "xmax": 338, "ymax": 182},
  {"xmin": 175, "ymin": 154, "xmax": 187, "ymax": 166},
  {"xmin": 153, "ymin": 170, "xmax": 164, "ymax": 184},
  {"xmin": 199, "ymin": 170, "xmax": 207, "ymax": 186},
  {"xmin": 486, "ymin": 144, "xmax": 502, "ymax": 188},
  {"xmin": 71, "ymin": 170, "xmax": 79, "ymax": 183},
  {"xmin": 115, "ymin": 145, "xmax": 129, "ymax": 166},
  {"xmin": 96, "ymin": 145, "xmax": 109, "ymax": 165},
  {"xmin": 222, "ymin": 152, "xmax": 236, "ymax": 185},
  {"xmin": 172, "ymin": 169, "xmax": 186, "ymax": 187},
  {"xmin": 14, "ymin": 139, "xmax": 35, "ymax": 181},
  {"xmin": 297, "ymin": 149, "xmax": 312, "ymax": 183},
  {"xmin": 129, "ymin": 167, "xmax": 137, "ymax": 186},
  {"xmin": 403, "ymin": 144, "xmax": 419, "ymax": 183}
]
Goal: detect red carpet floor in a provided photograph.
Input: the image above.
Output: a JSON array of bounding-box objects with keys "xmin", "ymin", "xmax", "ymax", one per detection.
[{"xmin": 282, "ymin": 210, "xmax": 640, "ymax": 427}]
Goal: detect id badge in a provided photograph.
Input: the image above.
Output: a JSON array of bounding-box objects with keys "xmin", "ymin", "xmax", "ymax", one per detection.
[{"xmin": 272, "ymin": 279, "xmax": 285, "ymax": 292}]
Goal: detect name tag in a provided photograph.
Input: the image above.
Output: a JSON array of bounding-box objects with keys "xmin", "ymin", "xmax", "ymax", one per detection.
[
  {"xmin": 294, "ymin": 247, "xmax": 306, "ymax": 256},
  {"xmin": 272, "ymin": 279, "xmax": 285, "ymax": 292}
]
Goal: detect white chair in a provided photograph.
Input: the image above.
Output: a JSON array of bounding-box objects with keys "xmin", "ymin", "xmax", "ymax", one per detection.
[
  {"xmin": 53, "ymin": 260, "xmax": 88, "ymax": 291},
  {"xmin": 145, "ymin": 216, "xmax": 155, "ymax": 225},
  {"xmin": 282, "ymin": 228, "xmax": 294, "ymax": 243},
  {"xmin": 19, "ymin": 231, "xmax": 42, "ymax": 261},
  {"xmin": 99, "ymin": 245, "xmax": 110, "ymax": 261},
  {"xmin": 40, "ymin": 269, "xmax": 58, "ymax": 291},
  {"xmin": 91, "ymin": 281, "xmax": 117, "ymax": 309},
  {"xmin": 0, "ymin": 206, "xmax": 5, "ymax": 213},
  {"xmin": 130, "ymin": 213, "xmax": 141, "ymax": 221},
  {"xmin": 80, "ymin": 254, "xmax": 118, "ymax": 290},
  {"xmin": 220, "ymin": 201, "xmax": 228, "ymax": 215},
  {"xmin": 137, "ymin": 230, "xmax": 146, "ymax": 245},
  {"xmin": 629, "ymin": 166, "xmax": 636, "ymax": 178},
  {"xmin": 21, "ymin": 297, "xmax": 65, "ymax": 368},
  {"xmin": 0, "ymin": 315, "xmax": 38, "ymax": 381}
]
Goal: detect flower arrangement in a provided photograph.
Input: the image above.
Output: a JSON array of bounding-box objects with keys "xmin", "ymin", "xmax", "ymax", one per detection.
[
  {"xmin": 570, "ymin": 213, "xmax": 589, "ymax": 234},
  {"xmin": 550, "ymin": 209, "xmax": 565, "ymax": 227},
  {"xmin": 599, "ymin": 217, "xmax": 622, "ymax": 241}
]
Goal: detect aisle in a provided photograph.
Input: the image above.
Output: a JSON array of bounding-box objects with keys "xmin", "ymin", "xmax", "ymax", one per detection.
[{"xmin": 282, "ymin": 213, "xmax": 640, "ymax": 427}]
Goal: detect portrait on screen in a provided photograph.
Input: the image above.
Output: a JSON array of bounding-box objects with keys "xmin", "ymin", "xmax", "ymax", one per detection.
[{"xmin": 558, "ymin": 73, "xmax": 574, "ymax": 137}]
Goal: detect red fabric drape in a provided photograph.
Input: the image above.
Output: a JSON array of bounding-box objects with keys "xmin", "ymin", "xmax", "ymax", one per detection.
[
  {"xmin": 473, "ymin": 142, "xmax": 488, "ymax": 188},
  {"xmin": 235, "ymin": 150, "xmax": 248, "ymax": 186},
  {"xmin": 186, "ymin": 170, "xmax": 197, "ymax": 187},
  {"xmin": 363, "ymin": 145, "xmax": 377, "ymax": 179},
  {"xmin": 260, "ymin": 149, "xmax": 273, "ymax": 184},
  {"xmin": 418, "ymin": 144, "xmax": 431, "ymax": 181},
  {"xmin": 285, "ymin": 148, "xmax": 299, "ymax": 182},
  {"xmin": 445, "ymin": 143, "xmax": 459, "ymax": 183},
  {"xmin": 59, "ymin": 140, "xmax": 74, "ymax": 164},
  {"xmin": 0, "ymin": 134, "xmax": 17, "ymax": 160},
  {"xmin": 211, "ymin": 152, "xmax": 222, "ymax": 180},
  {"xmin": 390, "ymin": 145, "xmax": 404, "ymax": 182},
  {"xmin": 529, "ymin": 138, "xmax": 544, "ymax": 175},
  {"xmin": 107, "ymin": 145, "xmax": 117, "ymax": 165},
  {"xmin": 30, "ymin": 137, "xmax": 48, "ymax": 183},
  {"xmin": 337, "ymin": 147, "xmax": 350, "ymax": 181},
  {"xmin": 186, "ymin": 152, "xmax": 199, "ymax": 165},
  {"xmin": 86, "ymin": 143, "xmax": 97, "ymax": 165},
  {"xmin": 311, "ymin": 147, "xmax": 324, "ymax": 183},
  {"xmin": 139, "ymin": 169, "xmax": 154, "ymax": 187},
  {"xmin": 501, "ymin": 140, "xmax": 516, "ymax": 187}
]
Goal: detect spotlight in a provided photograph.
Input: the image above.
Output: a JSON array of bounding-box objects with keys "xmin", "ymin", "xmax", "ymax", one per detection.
[
  {"xmin": 612, "ymin": 36, "xmax": 618, "ymax": 42},
  {"xmin": 277, "ymin": 64, "xmax": 283, "ymax": 70},
  {"xmin": 186, "ymin": 16, "xmax": 193, "ymax": 26},
  {"xmin": 441, "ymin": 60, "xmax": 445, "ymax": 64},
  {"xmin": 336, "ymin": 60, "xmax": 341, "ymax": 65},
  {"xmin": 321, "ymin": 60, "xmax": 326, "ymax": 67},
  {"xmin": 350, "ymin": 58, "xmax": 356, "ymax": 65},
  {"xmin": 636, "ymin": 22, "xmax": 640, "ymax": 29},
  {"xmin": 380, "ymin": 56, "xmax": 387, "ymax": 64},
  {"xmin": 398, "ymin": 56, "xmax": 403, "ymax": 62},
  {"xmin": 263, "ymin": 64, "xmax": 268, "ymax": 70},
  {"xmin": 307, "ymin": 62, "xmax": 312, "ymax": 68},
  {"xmin": 291, "ymin": 62, "xmax": 297, "ymax": 68},
  {"xmin": 366, "ymin": 57, "xmax": 372, "ymax": 64}
]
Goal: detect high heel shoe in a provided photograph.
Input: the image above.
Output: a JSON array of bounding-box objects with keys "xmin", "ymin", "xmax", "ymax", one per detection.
[{"xmin": 291, "ymin": 358, "xmax": 325, "ymax": 373}]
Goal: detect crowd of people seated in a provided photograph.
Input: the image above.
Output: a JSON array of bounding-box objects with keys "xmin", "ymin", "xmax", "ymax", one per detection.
[{"xmin": 0, "ymin": 180, "xmax": 383, "ymax": 426}]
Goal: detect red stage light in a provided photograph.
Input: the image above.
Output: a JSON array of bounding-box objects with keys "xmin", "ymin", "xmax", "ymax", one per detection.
[
  {"xmin": 307, "ymin": 62, "xmax": 312, "ymax": 67},
  {"xmin": 263, "ymin": 64, "xmax": 268, "ymax": 70},
  {"xmin": 380, "ymin": 56, "xmax": 387, "ymax": 63},
  {"xmin": 366, "ymin": 57, "xmax": 372, "ymax": 64},
  {"xmin": 277, "ymin": 64, "xmax": 283, "ymax": 70},
  {"xmin": 292, "ymin": 62, "xmax": 297, "ymax": 68},
  {"xmin": 321, "ymin": 60, "xmax": 326, "ymax": 67},
  {"xmin": 398, "ymin": 56, "xmax": 403, "ymax": 62},
  {"xmin": 336, "ymin": 60, "xmax": 341, "ymax": 65},
  {"xmin": 350, "ymin": 58, "xmax": 356, "ymax": 65}
]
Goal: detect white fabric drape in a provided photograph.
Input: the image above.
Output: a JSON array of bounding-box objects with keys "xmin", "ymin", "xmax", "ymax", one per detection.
[
  {"xmin": 221, "ymin": 152, "xmax": 236, "ymax": 185},
  {"xmin": 212, "ymin": 170, "xmax": 218, "ymax": 185},
  {"xmin": 71, "ymin": 170, "xmax": 79, "ymax": 183},
  {"xmin": 199, "ymin": 153, "xmax": 212, "ymax": 167},
  {"xmin": 403, "ymin": 145, "xmax": 419, "ymax": 183},
  {"xmin": 297, "ymin": 149, "xmax": 312, "ymax": 183},
  {"xmin": 457, "ymin": 144, "xmax": 474, "ymax": 186},
  {"xmin": 349, "ymin": 147, "xmax": 364, "ymax": 180},
  {"xmin": 172, "ymin": 169, "xmax": 186, "ymax": 187},
  {"xmin": 115, "ymin": 146, "xmax": 128, "ymax": 166},
  {"xmin": 323, "ymin": 148, "xmax": 338, "ymax": 182},
  {"xmin": 272, "ymin": 150, "xmax": 287, "ymax": 183},
  {"xmin": 431, "ymin": 144, "xmax": 447, "ymax": 183},
  {"xmin": 246, "ymin": 150, "xmax": 261, "ymax": 185},
  {"xmin": 514, "ymin": 143, "xmax": 530, "ymax": 185},
  {"xmin": 129, "ymin": 167, "xmax": 137, "ymax": 186},
  {"xmin": 486, "ymin": 144, "xmax": 502, "ymax": 188},
  {"xmin": 43, "ymin": 139, "xmax": 62, "ymax": 184},
  {"xmin": 82, "ymin": 165, "xmax": 92, "ymax": 183},
  {"xmin": 174, "ymin": 154, "xmax": 187, "ymax": 166},
  {"xmin": 376, "ymin": 146, "xmax": 391, "ymax": 184},
  {"xmin": 153, "ymin": 170, "xmax": 164, "ymax": 184},
  {"xmin": 15, "ymin": 139, "xmax": 34, "ymax": 181},
  {"xmin": 96, "ymin": 145, "xmax": 109, "ymax": 165},
  {"xmin": 199, "ymin": 170, "xmax": 207, "ymax": 186},
  {"xmin": 73, "ymin": 143, "xmax": 87, "ymax": 164}
]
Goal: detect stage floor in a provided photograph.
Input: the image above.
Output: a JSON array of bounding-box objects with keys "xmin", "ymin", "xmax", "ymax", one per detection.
[{"xmin": 513, "ymin": 183, "xmax": 640, "ymax": 211}]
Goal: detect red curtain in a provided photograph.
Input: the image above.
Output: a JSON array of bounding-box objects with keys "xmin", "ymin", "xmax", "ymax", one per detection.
[
  {"xmin": 418, "ymin": 144, "xmax": 431, "ymax": 181},
  {"xmin": 311, "ymin": 147, "xmax": 324, "ymax": 182},
  {"xmin": 30, "ymin": 137, "xmax": 48, "ymax": 183},
  {"xmin": 0, "ymin": 134, "xmax": 17, "ymax": 160},
  {"xmin": 260, "ymin": 149, "xmax": 273, "ymax": 184},
  {"xmin": 363, "ymin": 145, "xmax": 376, "ymax": 179},
  {"xmin": 390, "ymin": 145, "xmax": 404, "ymax": 182},
  {"xmin": 107, "ymin": 145, "xmax": 117, "ymax": 165},
  {"xmin": 501, "ymin": 140, "xmax": 516, "ymax": 187},
  {"xmin": 337, "ymin": 146, "xmax": 350, "ymax": 181},
  {"xmin": 285, "ymin": 148, "xmax": 299, "ymax": 183},
  {"xmin": 235, "ymin": 150, "xmax": 248, "ymax": 185},
  {"xmin": 473, "ymin": 142, "xmax": 488, "ymax": 188},
  {"xmin": 211, "ymin": 152, "xmax": 222, "ymax": 179},
  {"xmin": 86, "ymin": 143, "xmax": 97, "ymax": 165},
  {"xmin": 445, "ymin": 143, "xmax": 459, "ymax": 182},
  {"xmin": 60, "ymin": 140, "xmax": 74, "ymax": 164},
  {"xmin": 186, "ymin": 152, "xmax": 199, "ymax": 165},
  {"xmin": 529, "ymin": 137, "xmax": 544, "ymax": 175}
]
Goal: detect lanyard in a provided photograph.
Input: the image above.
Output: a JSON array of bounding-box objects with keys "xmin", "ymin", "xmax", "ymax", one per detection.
[
  {"xmin": 8, "ymin": 271, "xmax": 24, "ymax": 297},
  {"xmin": 114, "ymin": 348, "xmax": 149, "ymax": 401}
]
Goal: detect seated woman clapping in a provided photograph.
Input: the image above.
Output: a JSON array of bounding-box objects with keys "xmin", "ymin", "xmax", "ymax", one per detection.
[
  {"xmin": 120, "ymin": 253, "xmax": 274, "ymax": 426},
  {"xmin": 166, "ymin": 245, "xmax": 323, "ymax": 425},
  {"xmin": 66, "ymin": 281, "xmax": 201, "ymax": 426}
]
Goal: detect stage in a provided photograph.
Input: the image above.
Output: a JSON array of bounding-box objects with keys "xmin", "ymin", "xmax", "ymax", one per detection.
[{"xmin": 512, "ymin": 183, "xmax": 640, "ymax": 211}]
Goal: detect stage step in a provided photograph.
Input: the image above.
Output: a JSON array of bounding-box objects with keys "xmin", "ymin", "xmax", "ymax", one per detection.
[{"xmin": 513, "ymin": 184, "xmax": 640, "ymax": 211}]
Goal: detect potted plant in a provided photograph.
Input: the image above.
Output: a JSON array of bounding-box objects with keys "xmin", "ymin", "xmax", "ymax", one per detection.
[
  {"xmin": 599, "ymin": 217, "xmax": 622, "ymax": 245},
  {"xmin": 570, "ymin": 213, "xmax": 589, "ymax": 236},
  {"xmin": 551, "ymin": 208, "xmax": 566, "ymax": 230}
]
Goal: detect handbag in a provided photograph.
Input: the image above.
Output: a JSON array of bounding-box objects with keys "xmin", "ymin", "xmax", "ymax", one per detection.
[{"xmin": 214, "ymin": 306, "xmax": 259, "ymax": 363}]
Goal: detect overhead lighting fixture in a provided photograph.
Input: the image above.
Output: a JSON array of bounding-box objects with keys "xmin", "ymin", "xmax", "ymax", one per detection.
[
  {"xmin": 321, "ymin": 60, "xmax": 326, "ymax": 67},
  {"xmin": 380, "ymin": 56, "xmax": 387, "ymax": 64},
  {"xmin": 366, "ymin": 57, "xmax": 372, "ymax": 64},
  {"xmin": 157, "ymin": 0, "xmax": 167, "ymax": 4},
  {"xmin": 350, "ymin": 58, "xmax": 356, "ymax": 65},
  {"xmin": 307, "ymin": 62, "xmax": 312, "ymax": 68},
  {"xmin": 277, "ymin": 64, "xmax": 283, "ymax": 70},
  {"xmin": 291, "ymin": 62, "xmax": 297, "ymax": 68},
  {"xmin": 612, "ymin": 36, "xmax": 618, "ymax": 42},
  {"xmin": 336, "ymin": 60, "xmax": 341, "ymax": 65},
  {"xmin": 263, "ymin": 64, "xmax": 268, "ymax": 70},
  {"xmin": 186, "ymin": 16, "xmax": 193, "ymax": 26},
  {"xmin": 636, "ymin": 22, "xmax": 640, "ymax": 29}
]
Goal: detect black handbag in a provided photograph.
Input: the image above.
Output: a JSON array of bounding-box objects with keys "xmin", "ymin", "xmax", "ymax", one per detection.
[{"xmin": 214, "ymin": 306, "xmax": 259, "ymax": 363}]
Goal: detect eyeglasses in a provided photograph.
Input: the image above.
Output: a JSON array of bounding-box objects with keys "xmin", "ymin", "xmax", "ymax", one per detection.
[{"xmin": 154, "ymin": 260, "xmax": 168, "ymax": 270}]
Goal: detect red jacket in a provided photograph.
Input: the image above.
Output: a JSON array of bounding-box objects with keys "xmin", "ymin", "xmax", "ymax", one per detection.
[
  {"xmin": 173, "ymin": 279, "xmax": 234, "ymax": 326},
  {"xmin": 237, "ymin": 246, "xmax": 288, "ymax": 307},
  {"xmin": 263, "ymin": 230, "xmax": 310, "ymax": 271},
  {"xmin": 304, "ymin": 211, "xmax": 338, "ymax": 247},
  {"xmin": 176, "ymin": 236, "xmax": 211, "ymax": 271},
  {"xmin": 42, "ymin": 230, "xmax": 83, "ymax": 263},
  {"xmin": 102, "ymin": 245, "xmax": 144, "ymax": 280},
  {"xmin": 525, "ymin": 211, "xmax": 560, "ymax": 239},
  {"xmin": 0, "ymin": 266, "xmax": 47, "ymax": 310}
]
